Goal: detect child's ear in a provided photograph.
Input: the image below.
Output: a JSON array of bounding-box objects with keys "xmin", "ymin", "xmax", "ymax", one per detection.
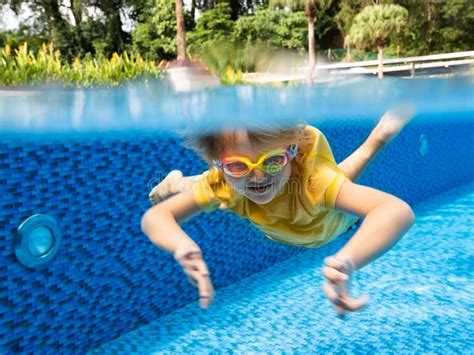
[
  {"xmin": 288, "ymin": 145, "xmax": 299, "ymax": 159},
  {"xmin": 212, "ymin": 159, "xmax": 221, "ymax": 168}
]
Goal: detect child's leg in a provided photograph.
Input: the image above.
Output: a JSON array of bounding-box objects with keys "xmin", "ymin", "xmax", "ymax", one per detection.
[
  {"xmin": 149, "ymin": 170, "xmax": 202, "ymax": 205},
  {"xmin": 338, "ymin": 111, "xmax": 412, "ymax": 181}
]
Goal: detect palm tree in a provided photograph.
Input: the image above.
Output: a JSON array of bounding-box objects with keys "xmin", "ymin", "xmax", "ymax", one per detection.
[
  {"xmin": 175, "ymin": 0, "xmax": 187, "ymax": 61},
  {"xmin": 345, "ymin": 4, "xmax": 408, "ymax": 79},
  {"xmin": 270, "ymin": 0, "xmax": 332, "ymax": 83}
]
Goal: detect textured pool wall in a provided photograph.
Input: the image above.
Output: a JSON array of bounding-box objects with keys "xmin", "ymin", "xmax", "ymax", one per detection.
[{"xmin": 0, "ymin": 114, "xmax": 473, "ymax": 352}]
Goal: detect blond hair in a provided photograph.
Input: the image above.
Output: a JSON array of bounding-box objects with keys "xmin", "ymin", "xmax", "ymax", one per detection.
[{"xmin": 185, "ymin": 125, "xmax": 313, "ymax": 164}]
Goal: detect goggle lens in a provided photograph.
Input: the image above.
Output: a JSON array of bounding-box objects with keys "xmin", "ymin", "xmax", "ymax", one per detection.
[
  {"xmin": 222, "ymin": 161, "xmax": 249, "ymax": 177},
  {"xmin": 262, "ymin": 154, "xmax": 288, "ymax": 175}
]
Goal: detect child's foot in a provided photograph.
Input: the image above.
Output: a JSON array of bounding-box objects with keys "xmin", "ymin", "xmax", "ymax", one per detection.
[
  {"xmin": 371, "ymin": 105, "xmax": 415, "ymax": 146},
  {"xmin": 149, "ymin": 170, "xmax": 184, "ymax": 205}
]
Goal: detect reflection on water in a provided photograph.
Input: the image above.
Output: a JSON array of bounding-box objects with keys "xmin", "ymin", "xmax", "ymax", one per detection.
[{"xmin": 0, "ymin": 76, "xmax": 473, "ymax": 136}]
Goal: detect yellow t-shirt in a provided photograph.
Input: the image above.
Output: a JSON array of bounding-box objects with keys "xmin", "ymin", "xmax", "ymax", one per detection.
[{"xmin": 191, "ymin": 126, "xmax": 359, "ymax": 248}]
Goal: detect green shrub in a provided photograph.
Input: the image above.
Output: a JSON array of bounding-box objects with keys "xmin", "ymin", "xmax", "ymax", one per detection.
[{"xmin": 0, "ymin": 43, "xmax": 161, "ymax": 87}]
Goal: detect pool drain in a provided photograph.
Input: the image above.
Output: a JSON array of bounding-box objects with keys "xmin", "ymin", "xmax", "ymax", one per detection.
[{"xmin": 15, "ymin": 214, "xmax": 62, "ymax": 268}]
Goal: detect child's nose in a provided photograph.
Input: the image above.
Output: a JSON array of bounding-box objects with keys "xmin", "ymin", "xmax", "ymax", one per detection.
[{"xmin": 250, "ymin": 167, "xmax": 267, "ymax": 181}]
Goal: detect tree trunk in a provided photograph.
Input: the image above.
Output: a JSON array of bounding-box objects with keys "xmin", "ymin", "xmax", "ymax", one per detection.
[
  {"xmin": 41, "ymin": 0, "xmax": 72, "ymax": 56},
  {"xmin": 175, "ymin": 0, "xmax": 187, "ymax": 61},
  {"xmin": 191, "ymin": 0, "xmax": 196, "ymax": 20},
  {"xmin": 426, "ymin": 0, "xmax": 433, "ymax": 53},
  {"xmin": 97, "ymin": 1, "xmax": 130, "ymax": 54},
  {"xmin": 43, "ymin": 0, "xmax": 69, "ymax": 33},
  {"xmin": 70, "ymin": 0, "xmax": 82, "ymax": 27},
  {"xmin": 377, "ymin": 44, "xmax": 384, "ymax": 79},
  {"xmin": 306, "ymin": 2, "xmax": 316, "ymax": 84},
  {"xmin": 107, "ymin": 9, "xmax": 126, "ymax": 52}
]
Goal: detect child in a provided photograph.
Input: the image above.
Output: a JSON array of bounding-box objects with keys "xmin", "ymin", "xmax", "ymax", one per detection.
[{"xmin": 141, "ymin": 111, "xmax": 415, "ymax": 317}]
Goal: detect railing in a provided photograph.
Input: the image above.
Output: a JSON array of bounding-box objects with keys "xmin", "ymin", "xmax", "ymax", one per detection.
[
  {"xmin": 243, "ymin": 51, "xmax": 474, "ymax": 83},
  {"xmin": 318, "ymin": 51, "xmax": 474, "ymax": 69}
]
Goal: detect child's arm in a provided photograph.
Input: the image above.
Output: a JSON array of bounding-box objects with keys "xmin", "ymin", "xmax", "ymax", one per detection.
[
  {"xmin": 141, "ymin": 191, "xmax": 214, "ymax": 309},
  {"xmin": 322, "ymin": 181, "xmax": 415, "ymax": 316}
]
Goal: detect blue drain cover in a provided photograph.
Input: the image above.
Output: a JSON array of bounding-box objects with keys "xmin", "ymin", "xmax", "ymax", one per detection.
[{"xmin": 15, "ymin": 214, "xmax": 62, "ymax": 268}]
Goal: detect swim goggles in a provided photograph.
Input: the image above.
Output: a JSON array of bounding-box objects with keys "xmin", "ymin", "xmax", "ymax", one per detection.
[{"xmin": 213, "ymin": 145, "xmax": 298, "ymax": 178}]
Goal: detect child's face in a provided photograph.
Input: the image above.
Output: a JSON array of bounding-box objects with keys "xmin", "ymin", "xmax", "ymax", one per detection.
[{"xmin": 217, "ymin": 131, "xmax": 292, "ymax": 204}]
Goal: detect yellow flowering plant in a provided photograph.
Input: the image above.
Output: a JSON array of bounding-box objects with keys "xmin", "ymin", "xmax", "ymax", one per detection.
[{"xmin": 0, "ymin": 43, "xmax": 161, "ymax": 87}]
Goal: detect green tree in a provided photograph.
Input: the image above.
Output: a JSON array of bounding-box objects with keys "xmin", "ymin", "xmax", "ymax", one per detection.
[
  {"xmin": 3, "ymin": 0, "xmax": 78, "ymax": 57},
  {"xmin": 190, "ymin": 0, "xmax": 270, "ymax": 18},
  {"xmin": 187, "ymin": 3, "xmax": 235, "ymax": 56},
  {"xmin": 396, "ymin": 0, "xmax": 473, "ymax": 55},
  {"xmin": 133, "ymin": 0, "xmax": 176, "ymax": 60},
  {"xmin": 0, "ymin": 0, "xmax": 148, "ymax": 59},
  {"xmin": 233, "ymin": 8, "xmax": 307, "ymax": 52},
  {"xmin": 334, "ymin": 0, "xmax": 396, "ymax": 60},
  {"xmin": 346, "ymin": 4, "xmax": 407, "ymax": 78},
  {"xmin": 95, "ymin": 0, "xmax": 132, "ymax": 54},
  {"xmin": 270, "ymin": 0, "xmax": 332, "ymax": 83},
  {"xmin": 334, "ymin": 0, "xmax": 359, "ymax": 60},
  {"xmin": 437, "ymin": 0, "xmax": 474, "ymax": 52}
]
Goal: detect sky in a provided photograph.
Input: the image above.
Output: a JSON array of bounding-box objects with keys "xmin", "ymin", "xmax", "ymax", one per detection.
[{"xmin": 0, "ymin": 4, "xmax": 32, "ymax": 31}]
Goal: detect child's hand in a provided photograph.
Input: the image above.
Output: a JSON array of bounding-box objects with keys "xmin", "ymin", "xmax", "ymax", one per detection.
[
  {"xmin": 322, "ymin": 255, "xmax": 368, "ymax": 318},
  {"xmin": 174, "ymin": 245, "xmax": 214, "ymax": 309}
]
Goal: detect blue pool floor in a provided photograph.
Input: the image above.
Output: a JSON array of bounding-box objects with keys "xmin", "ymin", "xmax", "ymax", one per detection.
[{"xmin": 93, "ymin": 182, "xmax": 474, "ymax": 354}]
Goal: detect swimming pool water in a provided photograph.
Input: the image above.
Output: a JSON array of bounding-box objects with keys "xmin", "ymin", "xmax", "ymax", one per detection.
[
  {"xmin": 1, "ymin": 78, "xmax": 473, "ymax": 135},
  {"xmin": 1, "ymin": 78, "xmax": 472, "ymax": 352},
  {"xmin": 92, "ymin": 181, "xmax": 474, "ymax": 354}
]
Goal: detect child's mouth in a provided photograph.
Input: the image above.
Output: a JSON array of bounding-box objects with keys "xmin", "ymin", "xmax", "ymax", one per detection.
[{"xmin": 248, "ymin": 183, "xmax": 273, "ymax": 194}]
